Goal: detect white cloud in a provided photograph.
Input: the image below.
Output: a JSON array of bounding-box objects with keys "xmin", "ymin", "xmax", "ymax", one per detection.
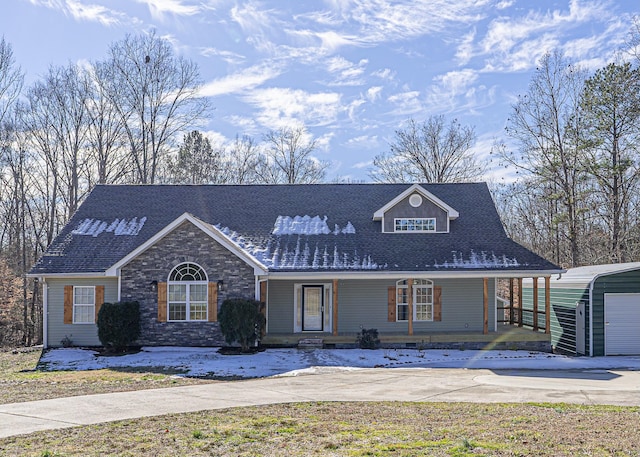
[
  {"xmin": 324, "ymin": 56, "xmax": 368, "ymax": 86},
  {"xmin": 245, "ymin": 87, "xmax": 343, "ymax": 128},
  {"xmin": 495, "ymin": 0, "xmax": 514, "ymax": 9},
  {"xmin": 29, "ymin": 0, "xmax": 130, "ymax": 26},
  {"xmin": 426, "ymin": 69, "xmax": 480, "ymax": 111},
  {"xmin": 434, "ymin": 69, "xmax": 478, "ymax": 95},
  {"xmin": 386, "ymin": 90, "xmax": 422, "ymax": 116},
  {"xmin": 366, "ymin": 86, "xmax": 382, "ymax": 102},
  {"xmin": 199, "ymin": 63, "xmax": 282, "ymax": 97},
  {"xmin": 200, "ymin": 47, "xmax": 246, "ymax": 65},
  {"xmin": 230, "ymin": 1, "xmax": 279, "ymax": 35},
  {"xmin": 372, "ymin": 68, "xmax": 396, "ymax": 81},
  {"xmin": 331, "ymin": 0, "xmax": 491, "ymax": 45},
  {"xmin": 455, "ymin": 29, "xmax": 476, "ymax": 66},
  {"xmin": 351, "ymin": 159, "xmax": 374, "ymax": 169},
  {"xmin": 473, "ymin": 0, "xmax": 614, "ymax": 72},
  {"xmin": 224, "ymin": 115, "xmax": 259, "ymax": 133},
  {"xmin": 65, "ymin": 0, "xmax": 122, "ymax": 25},
  {"xmin": 315, "ymin": 132, "xmax": 335, "ymax": 151},
  {"xmin": 345, "ymin": 135, "xmax": 380, "ymax": 149},
  {"xmin": 135, "ymin": 0, "xmax": 201, "ymax": 20}
]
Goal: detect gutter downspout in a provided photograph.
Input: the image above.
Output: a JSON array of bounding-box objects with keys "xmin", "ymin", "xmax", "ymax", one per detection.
[
  {"xmin": 494, "ymin": 278, "xmax": 498, "ymax": 332},
  {"xmin": 42, "ymin": 277, "xmax": 48, "ymax": 349},
  {"xmin": 589, "ymin": 281, "xmax": 594, "ymax": 357}
]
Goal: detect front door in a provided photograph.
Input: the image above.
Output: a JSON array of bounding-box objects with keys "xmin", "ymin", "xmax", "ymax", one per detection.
[{"xmin": 302, "ymin": 286, "xmax": 323, "ymax": 331}]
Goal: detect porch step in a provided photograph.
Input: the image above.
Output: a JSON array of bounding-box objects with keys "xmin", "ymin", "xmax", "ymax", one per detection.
[{"xmin": 297, "ymin": 338, "xmax": 324, "ymax": 349}]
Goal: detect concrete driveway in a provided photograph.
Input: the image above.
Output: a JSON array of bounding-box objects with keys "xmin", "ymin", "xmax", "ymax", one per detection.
[{"xmin": 1, "ymin": 367, "xmax": 639, "ymax": 438}]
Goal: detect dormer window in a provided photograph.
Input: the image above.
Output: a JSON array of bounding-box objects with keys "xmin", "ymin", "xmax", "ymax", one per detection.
[
  {"xmin": 373, "ymin": 184, "xmax": 459, "ymax": 234},
  {"xmin": 394, "ymin": 218, "xmax": 436, "ymax": 232}
]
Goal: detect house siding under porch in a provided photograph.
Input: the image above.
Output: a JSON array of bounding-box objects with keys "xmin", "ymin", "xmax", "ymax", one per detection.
[{"xmin": 266, "ymin": 278, "xmax": 496, "ymax": 336}]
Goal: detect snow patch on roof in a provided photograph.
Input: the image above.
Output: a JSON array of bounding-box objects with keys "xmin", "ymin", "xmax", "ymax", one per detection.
[
  {"xmin": 72, "ymin": 217, "xmax": 147, "ymax": 237},
  {"xmin": 272, "ymin": 215, "xmax": 356, "ymax": 235},
  {"xmin": 216, "ymin": 224, "xmax": 377, "ymax": 270},
  {"xmin": 434, "ymin": 251, "xmax": 520, "ymax": 269}
]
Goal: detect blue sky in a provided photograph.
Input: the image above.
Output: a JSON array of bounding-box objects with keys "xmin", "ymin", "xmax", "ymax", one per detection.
[{"xmin": 2, "ymin": 0, "xmax": 638, "ymax": 182}]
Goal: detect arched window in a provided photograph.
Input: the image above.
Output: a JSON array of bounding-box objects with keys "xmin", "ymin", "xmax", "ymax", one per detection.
[
  {"xmin": 396, "ymin": 279, "xmax": 433, "ymax": 322},
  {"xmin": 167, "ymin": 263, "xmax": 208, "ymax": 321}
]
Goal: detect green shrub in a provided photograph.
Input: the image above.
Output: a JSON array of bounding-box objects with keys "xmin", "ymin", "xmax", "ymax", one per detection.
[
  {"xmin": 356, "ymin": 328, "xmax": 380, "ymax": 349},
  {"xmin": 97, "ymin": 301, "xmax": 140, "ymax": 351},
  {"xmin": 218, "ymin": 298, "xmax": 265, "ymax": 352}
]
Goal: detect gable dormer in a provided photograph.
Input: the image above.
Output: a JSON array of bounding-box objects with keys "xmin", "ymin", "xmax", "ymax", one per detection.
[{"xmin": 373, "ymin": 184, "xmax": 459, "ymax": 233}]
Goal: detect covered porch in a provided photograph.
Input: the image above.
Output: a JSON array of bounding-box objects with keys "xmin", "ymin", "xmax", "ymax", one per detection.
[{"xmin": 259, "ymin": 273, "xmax": 554, "ymax": 351}]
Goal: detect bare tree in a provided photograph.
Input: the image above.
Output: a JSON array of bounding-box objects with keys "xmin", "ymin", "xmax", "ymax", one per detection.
[
  {"xmin": 497, "ymin": 51, "xmax": 588, "ymax": 267},
  {"xmin": 370, "ymin": 116, "xmax": 485, "ymax": 183},
  {"xmin": 626, "ymin": 15, "xmax": 640, "ymax": 63},
  {"xmin": 85, "ymin": 65, "xmax": 130, "ymax": 185},
  {"xmin": 22, "ymin": 64, "xmax": 91, "ymax": 219},
  {"xmin": 98, "ymin": 30, "xmax": 209, "ymax": 184},
  {"xmin": 0, "ymin": 37, "xmax": 23, "ymax": 127},
  {"xmin": 224, "ymin": 134, "xmax": 261, "ymax": 184},
  {"xmin": 256, "ymin": 126, "xmax": 329, "ymax": 184}
]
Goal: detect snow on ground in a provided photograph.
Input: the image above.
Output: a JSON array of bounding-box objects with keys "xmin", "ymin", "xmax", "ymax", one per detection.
[{"xmin": 38, "ymin": 347, "xmax": 640, "ymax": 379}]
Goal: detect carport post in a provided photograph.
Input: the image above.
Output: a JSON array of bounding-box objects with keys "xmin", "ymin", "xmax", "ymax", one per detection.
[
  {"xmin": 545, "ymin": 276, "xmax": 551, "ymax": 334},
  {"xmin": 533, "ymin": 277, "xmax": 539, "ymax": 331},
  {"xmin": 517, "ymin": 278, "xmax": 523, "ymax": 327},
  {"xmin": 509, "ymin": 278, "xmax": 514, "ymax": 325}
]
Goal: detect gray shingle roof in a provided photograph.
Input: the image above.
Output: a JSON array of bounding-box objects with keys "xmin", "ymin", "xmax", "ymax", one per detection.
[{"xmin": 29, "ymin": 183, "xmax": 560, "ymax": 275}]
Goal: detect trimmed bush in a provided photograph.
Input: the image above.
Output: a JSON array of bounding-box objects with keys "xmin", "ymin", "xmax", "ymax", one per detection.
[
  {"xmin": 218, "ymin": 298, "xmax": 265, "ymax": 352},
  {"xmin": 356, "ymin": 328, "xmax": 380, "ymax": 349},
  {"xmin": 97, "ymin": 301, "xmax": 140, "ymax": 351}
]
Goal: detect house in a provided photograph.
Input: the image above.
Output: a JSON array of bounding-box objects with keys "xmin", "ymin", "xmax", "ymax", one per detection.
[
  {"xmin": 522, "ymin": 263, "xmax": 640, "ymax": 356},
  {"xmin": 29, "ymin": 183, "xmax": 563, "ymax": 350}
]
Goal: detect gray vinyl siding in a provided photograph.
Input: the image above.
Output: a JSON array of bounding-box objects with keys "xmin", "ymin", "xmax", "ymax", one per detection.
[
  {"xmin": 592, "ymin": 270, "xmax": 640, "ymax": 356},
  {"xmin": 522, "ymin": 286, "xmax": 588, "ymax": 355},
  {"xmin": 383, "ymin": 195, "xmax": 449, "ymax": 233},
  {"xmin": 266, "ymin": 280, "xmax": 296, "ymax": 333},
  {"xmin": 266, "ymin": 278, "xmax": 495, "ymax": 334},
  {"xmin": 46, "ymin": 277, "xmax": 119, "ymax": 347}
]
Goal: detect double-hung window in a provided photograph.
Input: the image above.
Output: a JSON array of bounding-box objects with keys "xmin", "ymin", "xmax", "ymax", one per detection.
[
  {"xmin": 167, "ymin": 263, "xmax": 208, "ymax": 322},
  {"xmin": 73, "ymin": 286, "xmax": 95, "ymax": 324},
  {"xmin": 396, "ymin": 279, "xmax": 433, "ymax": 322}
]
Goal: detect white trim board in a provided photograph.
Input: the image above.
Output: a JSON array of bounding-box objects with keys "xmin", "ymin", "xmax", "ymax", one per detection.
[{"xmin": 373, "ymin": 184, "xmax": 459, "ymax": 221}]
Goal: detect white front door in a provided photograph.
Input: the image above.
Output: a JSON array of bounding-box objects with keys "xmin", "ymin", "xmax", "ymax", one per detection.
[{"xmin": 302, "ymin": 286, "xmax": 323, "ymax": 331}]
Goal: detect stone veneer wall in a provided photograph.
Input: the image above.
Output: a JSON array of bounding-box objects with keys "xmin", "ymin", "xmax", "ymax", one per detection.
[{"xmin": 120, "ymin": 221, "xmax": 256, "ymax": 346}]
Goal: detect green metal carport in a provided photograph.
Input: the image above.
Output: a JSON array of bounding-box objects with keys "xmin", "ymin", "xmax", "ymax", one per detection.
[{"xmin": 522, "ymin": 263, "xmax": 640, "ymax": 356}]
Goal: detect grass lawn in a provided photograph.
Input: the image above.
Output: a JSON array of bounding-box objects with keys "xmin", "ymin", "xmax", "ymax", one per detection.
[
  {"xmin": 0, "ymin": 348, "xmax": 638, "ymax": 456},
  {"xmin": 0, "ymin": 347, "xmax": 212, "ymax": 404},
  {"xmin": 1, "ymin": 402, "xmax": 639, "ymax": 456}
]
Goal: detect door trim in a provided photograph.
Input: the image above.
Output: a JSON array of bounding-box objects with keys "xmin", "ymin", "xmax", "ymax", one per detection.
[{"xmin": 293, "ymin": 283, "xmax": 332, "ymax": 333}]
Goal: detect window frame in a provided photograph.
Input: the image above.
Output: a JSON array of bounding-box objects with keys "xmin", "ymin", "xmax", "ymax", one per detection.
[
  {"xmin": 167, "ymin": 263, "xmax": 209, "ymax": 322},
  {"xmin": 393, "ymin": 217, "xmax": 436, "ymax": 233},
  {"xmin": 73, "ymin": 286, "xmax": 96, "ymax": 324},
  {"xmin": 395, "ymin": 279, "xmax": 434, "ymax": 322}
]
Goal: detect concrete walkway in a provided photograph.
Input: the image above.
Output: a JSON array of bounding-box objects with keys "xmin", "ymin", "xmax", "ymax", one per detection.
[{"xmin": 1, "ymin": 367, "xmax": 639, "ymax": 438}]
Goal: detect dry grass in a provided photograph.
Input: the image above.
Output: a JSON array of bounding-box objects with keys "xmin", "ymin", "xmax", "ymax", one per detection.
[
  {"xmin": 0, "ymin": 348, "xmax": 212, "ymax": 404},
  {"xmin": 0, "ymin": 349, "xmax": 638, "ymax": 456},
  {"xmin": 1, "ymin": 402, "xmax": 639, "ymax": 456}
]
